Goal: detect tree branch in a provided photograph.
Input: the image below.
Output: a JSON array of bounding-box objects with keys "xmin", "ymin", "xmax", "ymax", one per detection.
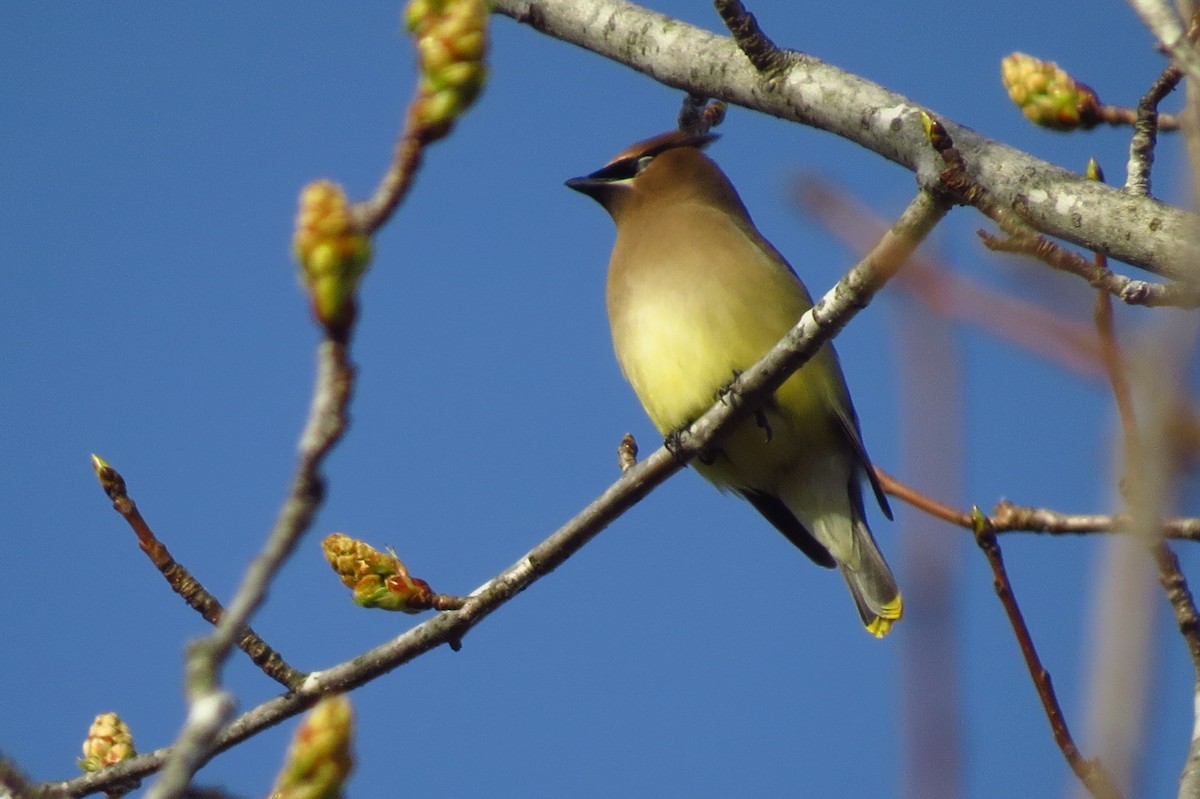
[
  {"xmin": 492, "ymin": 0, "xmax": 1200, "ymax": 280},
  {"xmin": 1125, "ymin": 63, "xmax": 1183, "ymax": 196},
  {"xmin": 876, "ymin": 469, "xmax": 1200, "ymax": 540},
  {"xmin": 89, "ymin": 456, "xmax": 306, "ymax": 692},
  {"xmin": 145, "ymin": 341, "xmax": 355, "ymax": 799},
  {"xmin": 972, "ymin": 514, "xmax": 1125, "ymax": 799}
]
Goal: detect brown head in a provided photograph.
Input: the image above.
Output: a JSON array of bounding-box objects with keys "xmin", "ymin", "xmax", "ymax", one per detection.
[{"xmin": 565, "ymin": 129, "xmax": 752, "ymax": 224}]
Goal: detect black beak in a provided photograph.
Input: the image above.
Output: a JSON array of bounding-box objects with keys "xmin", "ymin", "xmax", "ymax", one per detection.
[{"xmin": 565, "ymin": 176, "xmax": 603, "ymax": 195}]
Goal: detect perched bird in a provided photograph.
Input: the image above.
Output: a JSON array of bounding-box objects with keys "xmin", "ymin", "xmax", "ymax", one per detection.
[{"xmin": 566, "ymin": 130, "xmax": 902, "ymax": 637}]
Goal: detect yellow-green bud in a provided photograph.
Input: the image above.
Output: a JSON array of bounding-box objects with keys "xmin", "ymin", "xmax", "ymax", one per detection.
[
  {"xmin": 292, "ymin": 180, "xmax": 371, "ymax": 339},
  {"xmin": 322, "ymin": 533, "xmax": 434, "ymax": 613},
  {"xmin": 1001, "ymin": 52, "xmax": 1101, "ymax": 131},
  {"xmin": 79, "ymin": 712, "xmax": 136, "ymax": 773},
  {"xmin": 268, "ymin": 695, "xmax": 354, "ymax": 799},
  {"xmin": 405, "ymin": 0, "xmax": 489, "ymax": 140}
]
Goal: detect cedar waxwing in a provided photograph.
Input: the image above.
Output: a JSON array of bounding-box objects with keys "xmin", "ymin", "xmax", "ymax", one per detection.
[{"xmin": 566, "ymin": 130, "xmax": 902, "ymax": 637}]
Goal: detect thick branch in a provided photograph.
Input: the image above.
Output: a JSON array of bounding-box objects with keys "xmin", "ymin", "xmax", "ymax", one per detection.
[{"xmin": 493, "ymin": 0, "xmax": 1200, "ymax": 280}]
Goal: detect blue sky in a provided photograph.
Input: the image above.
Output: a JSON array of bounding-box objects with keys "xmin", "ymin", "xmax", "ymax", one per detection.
[{"xmin": 3, "ymin": 3, "xmax": 1197, "ymax": 798}]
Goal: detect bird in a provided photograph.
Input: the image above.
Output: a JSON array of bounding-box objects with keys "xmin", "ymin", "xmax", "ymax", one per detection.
[{"xmin": 565, "ymin": 129, "xmax": 902, "ymax": 637}]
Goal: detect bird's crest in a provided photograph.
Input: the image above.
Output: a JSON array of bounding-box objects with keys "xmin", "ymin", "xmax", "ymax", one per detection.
[{"xmin": 603, "ymin": 129, "xmax": 719, "ymax": 169}]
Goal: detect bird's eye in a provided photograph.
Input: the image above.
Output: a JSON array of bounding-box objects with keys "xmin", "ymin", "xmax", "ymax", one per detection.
[
  {"xmin": 635, "ymin": 155, "xmax": 654, "ymax": 173},
  {"xmin": 585, "ymin": 156, "xmax": 643, "ymax": 183}
]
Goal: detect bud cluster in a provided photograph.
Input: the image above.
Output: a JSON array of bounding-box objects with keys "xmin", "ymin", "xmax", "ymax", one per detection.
[
  {"xmin": 78, "ymin": 712, "xmax": 136, "ymax": 772},
  {"xmin": 292, "ymin": 180, "xmax": 372, "ymax": 337},
  {"xmin": 405, "ymin": 0, "xmax": 489, "ymax": 139},
  {"xmin": 1001, "ymin": 52, "xmax": 1101, "ymax": 131},
  {"xmin": 322, "ymin": 533, "xmax": 434, "ymax": 613},
  {"xmin": 268, "ymin": 695, "xmax": 355, "ymax": 799}
]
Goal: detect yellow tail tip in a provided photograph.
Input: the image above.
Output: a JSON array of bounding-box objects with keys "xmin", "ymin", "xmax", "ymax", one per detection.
[{"xmin": 865, "ymin": 594, "xmax": 903, "ymax": 639}]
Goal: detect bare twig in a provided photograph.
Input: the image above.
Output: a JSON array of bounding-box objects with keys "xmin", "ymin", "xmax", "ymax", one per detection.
[
  {"xmin": 889, "ymin": 286, "xmax": 965, "ymax": 799},
  {"xmin": 991, "ymin": 502, "xmax": 1200, "ymax": 539},
  {"xmin": 1094, "ymin": 257, "xmax": 1200, "ymax": 799},
  {"xmin": 147, "ymin": 341, "xmax": 354, "ymax": 799},
  {"xmin": 712, "ymin": 0, "xmax": 789, "ymax": 78},
  {"xmin": 969, "ymin": 205, "xmax": 1200, "ymax": 309},
  {"xmin": 1153, "ymin": 543, "xmax": 1200, "ymax": 677},
  {"xmin": 1097, "ymin": 103, "xmax": 1180, "ymax": 131},
  {"xmin": 1093, "ymin": 290, "xmax": 1140, "ymax": 452},
  {"xmin": 89, "ymin": 456, "xmax": 306, "ymax": 692},
  {"xmin": 351, "ymin": 110, "xmax": 428, "ymax": 236},
  {"xmin": 1125, "ymin": 63, "xmax": 1184, "ymax": 196},
  {"xmin": 24, "ymin": 187, "xmax": 950, "ymax": 799},
  {"xmin": 1, "ymin": 753, "xmax": 32, "ymax": 797},
  {"xmin": 971, "ymin": 514, "xmax": 1125, "ymax": 799},
  {"xmin": 875, "ymin": 468, "xmax": 1200, "ymax": 540}
]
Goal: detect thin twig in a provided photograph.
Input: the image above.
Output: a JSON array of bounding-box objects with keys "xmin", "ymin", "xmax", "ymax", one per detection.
[
  {"xmin": 1124, "ymin": 64, "xmax": 1184, "ymax": 196},
  {"xmin": 1096, "ymin": 246, "xmax": 1200, "ymax": 799},
  {"xmin": 875, "ymin": 467, "xmax": 1200, "ymax": 540},
  {"xmin": 971, "ymin": 514, "xmax": 1125, "ymax": 799},
  {"xmin": 89, "ymin": 456, "xmax": 306, "ymax": 692},
  {"xmin": 146, "ymin": 341, "xmax": 354, "ymax": 799},
  {"xmin": 1097, "ymin": 103, "xmax": 1180, "ymax": 131},
  {"xmin": 1153, "ymin": 543, "xmax": 1200, "ymax": 677},
  {"xmin": 1, "ymin": 754, "xmax": 32, "ymax": 797},
  {"xmin": 24, "ymin": 187, "xmax": 951, "ymax": 799},
  {"xmin": 991, "ymin": 502, "xmax": 1200, "ymax": 539},
  {"xmin": 351, "ymin": 108, "xmax": 427, "ymax": 236},
  {"xmin": 1094, "ymin": 261, "xmax": 1200, "ymax": 691},
  {"xmin": 1093, "ymin": 290, "xmax": 1140, "ymax": 453},
  {"xmin": 712, "ymin": 0, "xmax": 789, "ymax": 78},
  {"xmin": 975, "ymin": 230, "xmax": 1200, "ymax": 308}
]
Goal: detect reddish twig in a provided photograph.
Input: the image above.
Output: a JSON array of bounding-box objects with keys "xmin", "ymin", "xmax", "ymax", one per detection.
[
  {"xmin": 1093, "ymin": 289, "xmax": 1140, "ymax": 453},
  {"xmin": 351, "ymin": 114, "xmax": 427, "ymax": 236},
  {"xmin": 1093, "ymin": 256, "xmax": 1200, "ymax": 684},
  {"xmin": 876, "ymin": 468, "xmax": 1200, "ymax": 540},
  {"xmin": 971, "ymin": 513, "xmax": 1125, "ymax": 799},
  {"xmin": 795, "ymin": 180, "xmax": 1105, "ymax": 379},
  {"xmin": 90, "ymin": 456, "xmax": 306, "ymax": 692}
]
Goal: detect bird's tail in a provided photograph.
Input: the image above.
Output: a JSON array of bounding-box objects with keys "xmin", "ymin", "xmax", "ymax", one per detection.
[{"xmin": 838, "ymin": 518, "xmax": 902, "ymax": 638}]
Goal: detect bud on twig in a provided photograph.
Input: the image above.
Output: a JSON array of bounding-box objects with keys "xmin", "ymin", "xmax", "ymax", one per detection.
[
  {"xmin": 404, "ymin": 0, "xmax": 489, "ymax": 140},
  {"xmin": 268, "ymin": 694, "xmax": 354, "ymax": 799},
  {"xmin": 1001, "ymin": 52, "xmax": 1102, "ymax": 131},
  {"xmin": 293, "ymin": 181, "xmax": 372, "ymax": 340},
  {"xmin": 78, "ymin": 713, "xmax": 136, "ymax": 773},
  {"xmin": 322, "ymin": 533, "xmax": 435, "ymax": 613}
]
